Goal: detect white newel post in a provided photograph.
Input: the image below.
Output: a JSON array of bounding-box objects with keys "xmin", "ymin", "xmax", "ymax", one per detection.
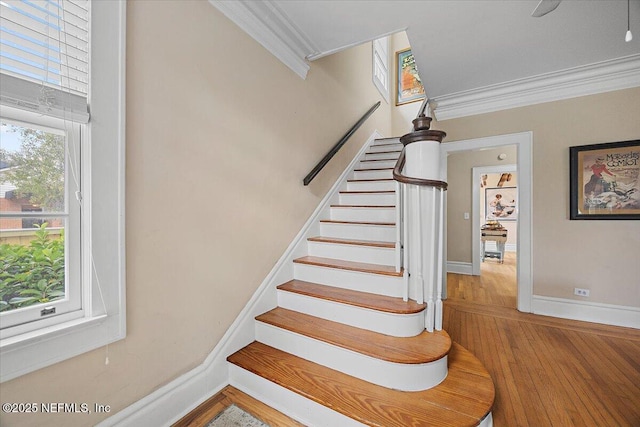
[{"xmin": 397, "ymin": 112, "xmax": 447, "ymax": 332}]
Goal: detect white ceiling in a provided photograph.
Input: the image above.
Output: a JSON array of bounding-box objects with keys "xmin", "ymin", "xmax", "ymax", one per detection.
[
  {"xmin": 274, "ymin": 0, "xmax": 639, "ymax": 98},
  {"xmin": 211, "ymin": 0, "xmax": 640, "ymax": 117}
]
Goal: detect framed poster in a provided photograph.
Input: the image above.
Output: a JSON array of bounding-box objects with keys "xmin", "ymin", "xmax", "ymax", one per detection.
[
  {"xmin": 570, "ymin": 140, "xmax": 640, "ymax": 220},
  {"xmin": 395, "ymin": 48, "xmax": 425, "ymax": 105},
  {"xmin": 486, "ymin": 187, "xmax": 517, "ymax": 221}
]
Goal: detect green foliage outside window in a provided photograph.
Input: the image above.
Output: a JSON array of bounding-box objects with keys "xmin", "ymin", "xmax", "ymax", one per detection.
[{"xmin": 0, "ymin": 223, "xmax": 65, "ymax": 312}]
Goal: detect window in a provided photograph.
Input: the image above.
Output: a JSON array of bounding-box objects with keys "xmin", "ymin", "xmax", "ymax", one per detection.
[
  {"xmin": 0, "ymin": 116, "xmax": 81, "ymax": 333},
  {"xmin": 372, "ymin": 37, "xmax": 390, "ymax": 103},
  {"xmin": 0, "ymin": 0, "xmax": 125, "ymax": 382}
]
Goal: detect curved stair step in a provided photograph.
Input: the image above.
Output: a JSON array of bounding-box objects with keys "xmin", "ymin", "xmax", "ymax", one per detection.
[
  {"xmin": 228, "ymin": 341, "xmax": 495, "ymax": 427},
  {"xmin": 255, "ymin": 308, "xmax": 449, "ymax": 390},
  {"xmin": 256, "ymin": 308, "xmax": 450, "ymax": 365}
]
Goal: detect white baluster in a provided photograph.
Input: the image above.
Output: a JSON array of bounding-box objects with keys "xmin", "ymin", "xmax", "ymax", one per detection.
[
  {"xmin": 402, "ymin": 182, "xmax": 409, "ymax": 302},
  {"xmin": 435, "ymin": 188, "xmax": 444, "ymax": 331},
  {"xmin": 425, "ymin": 187, "xmax": 436, "ymax": 332},
  {"xmin": 415, "ymin": 185, "xmax": 424, "ymax": 305},
  {"xmin": 395, "ymin": 180, "xmax": 401, "ymax": 273}
]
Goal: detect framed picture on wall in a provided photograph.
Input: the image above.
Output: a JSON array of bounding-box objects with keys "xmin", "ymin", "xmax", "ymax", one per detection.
[
  {"xmin": 569, "ymin": 140, "xmax": 640, "ymax": 220},
  {"xmin": 485, "ymin": 187, "xmax": 517, "ymax": 221},
  {"xmin": 395, "ymin": 48, "xmax": 425, "ymax": 105}
]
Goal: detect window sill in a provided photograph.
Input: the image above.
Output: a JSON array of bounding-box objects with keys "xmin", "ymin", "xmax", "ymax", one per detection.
[{"xmin": 0, "ymin": 313, "xmax": 124, "ymax": 383}]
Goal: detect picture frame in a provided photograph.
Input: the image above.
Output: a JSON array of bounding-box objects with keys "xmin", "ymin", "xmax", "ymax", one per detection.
[
  {"xmin": 395, "ymin": 48, "xmax": 425, "ymax": 106},
  {"xmin": 485, "ymin": 187, "xmax": 517, "ymax": 221},
  {"xmin": 569, "ymin": 140, "xmax": 640, "ymax": 220}
]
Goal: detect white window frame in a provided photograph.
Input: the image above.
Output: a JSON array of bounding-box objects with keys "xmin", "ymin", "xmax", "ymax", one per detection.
[
  {"xmin": 372, "ymin": 37, "xmax": 390, "ymax": 103},
  {"xmin": 0, "ymin": 0, "xmax": 126, "ymax": 383},
  {"xmin": 0, "ymin": 113, "xmax": 83, "ymax": 334}
]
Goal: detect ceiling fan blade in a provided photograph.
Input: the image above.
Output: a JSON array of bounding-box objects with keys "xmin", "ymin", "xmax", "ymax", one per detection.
[{"xmin": 531, "ymin": 0, "xmax": 562, "ymax": 17}]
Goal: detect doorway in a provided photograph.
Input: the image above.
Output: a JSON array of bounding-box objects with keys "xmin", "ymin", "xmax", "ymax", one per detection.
[{"xmin": 440, "ymin": 132, "xmax": 532, "ymax": 313}]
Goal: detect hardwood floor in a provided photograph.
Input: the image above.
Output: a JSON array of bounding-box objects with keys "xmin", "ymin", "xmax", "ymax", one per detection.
[
  {"xmin": 447, "ymin": 251, "xmax": 517, "ymax": 308},
  {"xmin": 445, "ymin": 251, "xmax": 640, "ymax": 426}
]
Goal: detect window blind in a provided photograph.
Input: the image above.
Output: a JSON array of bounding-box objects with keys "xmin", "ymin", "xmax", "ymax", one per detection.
[{"xmin": 0, "ymin": 0, "xmax": 89, "ymax": 122}]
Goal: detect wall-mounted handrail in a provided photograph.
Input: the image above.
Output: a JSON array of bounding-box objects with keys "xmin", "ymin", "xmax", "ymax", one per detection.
[{"xmin": 303, "ymin": 101, "xmax": 381, "ymax": 186}]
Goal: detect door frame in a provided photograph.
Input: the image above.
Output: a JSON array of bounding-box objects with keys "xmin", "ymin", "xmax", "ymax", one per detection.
[{"xmin": 440, "ymin": 131, "xmax": 533, "ymax": 313}]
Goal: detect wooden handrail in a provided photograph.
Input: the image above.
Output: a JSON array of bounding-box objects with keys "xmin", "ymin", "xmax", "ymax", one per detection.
[
  {"xmin": 392, "ymin": 149, "xmax": 448, "ymax": 189},
  {"xmin": 303, "ymin": 101, "xmax": 381, "ymax": 186}
]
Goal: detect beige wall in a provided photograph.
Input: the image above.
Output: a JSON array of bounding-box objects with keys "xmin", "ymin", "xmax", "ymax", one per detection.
[
  {"xmin": 0, "ymin": 1, "xmax": 391, "ymax": 426},
  {"xmin": 447, "ymin": 146, "xmax": 518, "ymax": 262},
  {"xmin": 437, "ymin": 88, "xmax": 640, "ymax": 307}
]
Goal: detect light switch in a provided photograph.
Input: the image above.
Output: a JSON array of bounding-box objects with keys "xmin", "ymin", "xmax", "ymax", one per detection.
[{"xmin": 463, "ymin": 212, "xmax": 470, "ymax": 220}]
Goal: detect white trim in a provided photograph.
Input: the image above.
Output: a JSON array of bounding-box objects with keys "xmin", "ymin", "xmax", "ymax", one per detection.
[
  {"xmin": 441, "ymin": 132, "xmax": 533, "ymax": 313},
  {"xmin": 446, "ymin": 261, "xmax": 473, "ymax": 275},
  {"xmin": 433, "ymin": 54, "xmax": 640, "ymax": 120},
  {"xmin": 531, "ymin": 296, "xmax": 640, "ymax": 330},
  {"xmin": 99, "ymin": 130, "xmax": 384, "ymax": 426},
  {"xmin": 306, "ymin": 27, "xmax": 407, "ymax": 61},
  {"xmin": 472, "ymin": 164, "xmax": 517, "ymax": 276},
  {"xmin": 208, "ymin": 0, "xmax": 315, "ymax": 79}
]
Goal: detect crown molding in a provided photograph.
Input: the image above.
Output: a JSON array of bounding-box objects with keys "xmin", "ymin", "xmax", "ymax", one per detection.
[
  {"xmin": 209, "ymin": 0, "xmax": 316, "ymax": 79},
  {"xmin": 432, "ymin": 54, "xmax": 640, "ymax": 121}
]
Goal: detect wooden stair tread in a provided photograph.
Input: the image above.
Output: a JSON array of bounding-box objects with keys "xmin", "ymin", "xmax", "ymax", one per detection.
[
  {"xmin": 360, "ymin": 158, "xmax": 400, "ymax": 162},
  {"xmin": 366, "ymin": 150, "xmax": 402, "ymax": 154},
  {"xmin": 308, "ymin": 236, "xmax": 395, "ymax": 248},
  {"xmin": 347, "ymin": 178, "xmax": 394, "ymax": 182},
  {"xmin": 277, "ymin": 279, "xmax": 424, "ymax": 314},
  {"xmin": 257, "ymin": 308, "xmax": 447, "ymax": 364},
  {"xmin": 293, "ymin": 256, "xmax": 403, "ymax": 277},
  {"xmin": 339, "ymin": 190, "xmax": 395, "ymax": 194},
  {"xmin": 228, "ymin": 342, "xmax": 494, "ymax": 427},
  {"xmin": 319, "ymin": 219, "xmax": 395, "ymax": 226},
  {"xmin": 330, "ymin": 204, "xmax": 395, "ymax": 208},
  {"xmin": 353, "ymin": 167, "xmax": 394, "ymax": 171}
]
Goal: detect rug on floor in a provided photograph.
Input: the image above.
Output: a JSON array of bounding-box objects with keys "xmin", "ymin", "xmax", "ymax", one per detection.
[{"xmin": 206, "ymin": 404, "xmax": 269, "ymax": 427}]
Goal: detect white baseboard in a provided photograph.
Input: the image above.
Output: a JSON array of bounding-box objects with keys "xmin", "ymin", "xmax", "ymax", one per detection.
[
  {"xmin": 447, "ymin": 261, "xmax": 473, "ymax": 275},
  {"xmin": 532, "ymin": 295, "xmax": 640, "ymax": 329},
  {"xmin": 98, "ymin": 130, "xmax": 384, "ymax": 426}
]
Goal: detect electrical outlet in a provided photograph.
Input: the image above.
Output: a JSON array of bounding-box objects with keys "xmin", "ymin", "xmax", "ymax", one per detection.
[{"xmin": 574, "ymin": 288, "xmax": 590, "ymax": 297}]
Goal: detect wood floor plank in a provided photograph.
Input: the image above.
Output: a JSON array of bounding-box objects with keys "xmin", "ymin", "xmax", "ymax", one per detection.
[
  {"xmin": 277, "ymin": 279, "xmax": 425, "ymax": 314},
  {"xmin": 256, "ymin": 307, "xmax": 450, "ymax": 364}
]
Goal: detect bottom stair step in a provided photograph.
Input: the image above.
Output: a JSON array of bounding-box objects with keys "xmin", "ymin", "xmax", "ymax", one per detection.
[{"xmin": 228, "ymin": 341, "xmax": 494, "ymax": 427}]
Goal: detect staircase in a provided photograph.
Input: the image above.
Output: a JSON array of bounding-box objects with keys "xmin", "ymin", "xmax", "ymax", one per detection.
[{"xmin": 227, "ymin": 137, "xmax": 495, "ymax": 426}]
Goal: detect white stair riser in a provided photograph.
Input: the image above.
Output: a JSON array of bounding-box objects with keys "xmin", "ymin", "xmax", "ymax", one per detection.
[
  {"xmin": 319, "ymin": 222, "xmax": 396, "ymax": 241},
  {"xmin": 352, "ymin": 169, "xmax": 393, "ymax": 180},
  {"xmin": 364, "ymin": 151, "xmax": 402, "ymax": 160},
  {"xmin": 229, "ymin": 365, "xmax": 364, "ymax": 427},
  {"xmin": 330, "ymin": 206, "xmax": 395, "ymax": 222},
  {"xmin": 293, "ymin": 263, "xmax": 403, "ymax": 297},
  {"xmin": 372, "ymin": 138, "xmax": 400, "ymax": 146},
  {"xmin": 277, "ymin": 291, "xmax": 424, "ymax": 337},
  {"xmin": 307, "ymin": 241, "xmax": 396, "ymax": 265},
  {"xmin": 367, "ymin": 144, "xmax": 403, "ymax": 153},
  {"xmin": 346, "ymin": 180, "xmax": 395, "ymax": 192},
  {"xmin": 339, "ymin": 192, "xmax": 396, "ymax": 206},
  {"xmin": 255, "ymin": 322, "xmax": 448, "ymax": 391},
  {"xmin": 359, "ymin": 159, "xmax": 397, "ymax": 168}
]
